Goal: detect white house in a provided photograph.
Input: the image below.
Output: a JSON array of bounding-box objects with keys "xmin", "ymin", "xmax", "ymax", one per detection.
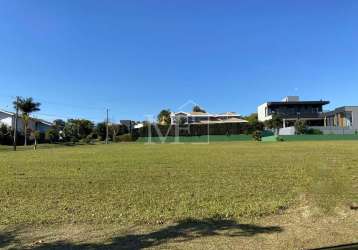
[{"xmin": 0, "ymin": 109, "xmax": 52, "ymax": 133}]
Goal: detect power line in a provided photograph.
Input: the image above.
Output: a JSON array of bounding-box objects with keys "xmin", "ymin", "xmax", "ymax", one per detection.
[{"xmin": 0, "ymin": 93, "xmax": 108, "ymax": 111}]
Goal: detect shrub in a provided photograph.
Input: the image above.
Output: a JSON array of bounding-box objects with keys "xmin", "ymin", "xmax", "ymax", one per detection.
[
  {"xmin": 294, "ymin": 120, "xmax": 307, "ymax": 135},
  {"xmin": 305, "ymin": 128, "xmax": 323, "ymax": 135},
  {"xmin": 45, "ymin": 128, "xmax": 59, "ymax": 143},
  {"xmin": 276, "ymin": 136, "xmax": 285, "ymax": 142},
  {"xmin": 0, "ymin": 124, "xmax": 12, "ymax": 145},
  {"xmin": 252, "ymin": 130, "xmax": 262, "ymax": 141},
  {"xmin": 115, "ymin": 133, "xmax": 135, "ymax": 142},
  {"xmin": 81, "ymin": 134, "xmax": 95, "ymax": 144}
]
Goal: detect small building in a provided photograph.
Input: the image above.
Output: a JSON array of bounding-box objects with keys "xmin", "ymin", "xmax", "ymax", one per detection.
[
  {"xmin": 0, "ymin": 109, "xmax": 52, "ymax": 133},
  {"xmin": 170, "ymin": 111, "xmax": 248, "ymax": 125},
  {"xmin": 258, "ymin": 96, "xmax": 330, "ymax": 127},
  {"xmin": 324, "ymin": 106, "xmax": 358, "ymax": 130}
]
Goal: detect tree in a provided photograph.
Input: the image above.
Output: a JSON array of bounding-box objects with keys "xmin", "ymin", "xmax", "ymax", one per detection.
[
  {"xmin": 265, "ymin": 114, "xmax": 283, "ymax": 135},
  {"xmin": 244, "ymin": 113, "xmax": 264, "ymax": 132},
  {"xmin": 13, "ymin": 97, "xmax": 41, "ymax": 146},
  {"xmin": 294, "ymin": 120, "xmax": 307, "ymax": 135},
  {"xmin": 157, "ymin": 109, "xmax": 171, "ymax": 125},
  {"xmin": 45, "ymin": 128, "xmax": 60, "ymax": 143},
  {"xmin": 244, "ymin": 113, "xmax": 259, "ymax": 123},
  {"xmin": 65, "ymin": 119, "xmax": 94, "ymax": 140},
  {"xmin": 53, "ymin": 119, "xmax": 66, "ymax": 130},
  {"xmin": 62, "ymin": 121, "xmax": 78, "ymax": 142},
  {"xmin": 192, "ymin": 105, "xmax": 206, "ymax": 113},
  {"xmin": 0, "ymin": 124, "xmax": 12, "ymax": 145},
  {"xmin": 96, "ymin": 122, "xmax": 107, "ymax": 141},
  {"xmin": 30, "ymin": 130, "xmax": 41, "ymax": 150}
]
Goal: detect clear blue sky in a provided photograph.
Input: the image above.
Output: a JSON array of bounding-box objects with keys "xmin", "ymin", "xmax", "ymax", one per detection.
[{"xmin": 0, "ymin": 0, "xmax": 357, "ymax": 122}]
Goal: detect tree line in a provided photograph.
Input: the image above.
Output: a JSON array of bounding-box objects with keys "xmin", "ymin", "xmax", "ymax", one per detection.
[{"xmin": 0, "ymin": 97, "xmax": 135, "ymax": 146}]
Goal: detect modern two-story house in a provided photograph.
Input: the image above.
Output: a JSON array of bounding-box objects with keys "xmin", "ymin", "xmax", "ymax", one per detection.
[{"xmin": 258, "ymin": 96, "xmax": 330, "ymax": 127}]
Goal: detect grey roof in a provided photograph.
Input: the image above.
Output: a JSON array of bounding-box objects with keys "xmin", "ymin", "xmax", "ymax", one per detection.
[{"xmin": 267, "ymin": 101, "xmax": 330, "ymax": 106}]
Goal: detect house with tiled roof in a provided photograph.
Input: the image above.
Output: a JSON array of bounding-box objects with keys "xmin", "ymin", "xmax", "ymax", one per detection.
[{"xmin": 170, "ymin": 111, "xmax": 248, "ymax": 125}]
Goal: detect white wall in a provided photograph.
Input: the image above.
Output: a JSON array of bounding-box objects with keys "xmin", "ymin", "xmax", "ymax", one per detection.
[
  {"xmin": 0, "ymin": 111, "xmax": 13, "ymax": 127},
  {"xmin": 258, "ymin": 103, "xmax": 271, "ymax": 122},
  {"xmin": 311, "ymin": 126, "xmax": 357, "ymax": 135},
  {"xmin": 279, "ymin": 126, "xmax": 296, "ymax": 135}
]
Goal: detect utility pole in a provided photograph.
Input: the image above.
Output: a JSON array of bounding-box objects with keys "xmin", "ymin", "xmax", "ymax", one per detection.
[
  {"xmin": 13, "ymin": 96, "xmax": 19, "ymax": 151},
  {"xmin": 105, "ymin": 108, "xmax": 109, "ymax": 144}
]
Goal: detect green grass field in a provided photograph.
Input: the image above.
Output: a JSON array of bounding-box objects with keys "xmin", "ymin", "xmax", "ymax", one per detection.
[{"xmin": 0, "ymin": 141, "xmax": 357, "ymax": 249}]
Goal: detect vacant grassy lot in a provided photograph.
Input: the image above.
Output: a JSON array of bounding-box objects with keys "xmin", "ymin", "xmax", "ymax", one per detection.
[{"xmin": 0, "ymin": 141, "xmax": 357, "ymax": 249}]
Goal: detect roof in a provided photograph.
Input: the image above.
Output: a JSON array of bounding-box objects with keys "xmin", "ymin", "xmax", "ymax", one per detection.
[
  {"xmin": 173, "ymin": 111, "xmax": 241, "ymax": 117},
  {"xmin": 32, "ymin": 118, "xmax": 53, "ymax": 126},
  {"xmin": 324, "ymin": 106, "xmax": 358, "ymax": 115},
  {"xmin": 0, "ymin": 109, "xmax": 15, "ymax": 116},
  {"xmin": 217, "ymin": 112, "xmax": 239, "ymax": 117},
  {"xmin": 194, "ymin": 117, "xmax": 248, "ymax": 124},
  {"xmin": 190, "ymin": 111, "xmax": 209, "ymax": 116},
  {"xmin": 0, "ymin": 109, "xmax": 52, "ymax": 126},
  {"xmin": 267, "ymin": 100, "xmax": 330, "ymax": 106}
]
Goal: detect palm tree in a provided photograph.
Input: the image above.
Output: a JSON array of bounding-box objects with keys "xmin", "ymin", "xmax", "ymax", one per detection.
[{"xmin": 13, "ymin": 97, "xmax": 41, "ymax": 146}]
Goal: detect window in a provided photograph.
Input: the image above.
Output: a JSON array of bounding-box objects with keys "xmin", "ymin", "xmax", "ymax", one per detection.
[{"xmin": 345, "ymin": 112, "xmax": 352, "ymax": 127}]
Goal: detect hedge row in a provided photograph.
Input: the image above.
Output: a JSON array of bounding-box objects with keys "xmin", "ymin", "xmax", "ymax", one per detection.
[{"xmin": 137, "ymin": 123, "xmax": 259, "ymax": 137}]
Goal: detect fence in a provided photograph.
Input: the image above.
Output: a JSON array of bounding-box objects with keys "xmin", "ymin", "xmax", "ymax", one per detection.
[
  {"xmin": 137, "ymin": 123, "xmax": 256, "ymax": 137},
  {"xmin": 281, "ymin": 134, "xmax": 358, "ymax": 141},
  {"xmin": 309, "ymin": 126, "xmax": 358, "ymax": 135},
  {"xmin": 136, "ymin": 134, "xmax": 253, "ymax": 143}
]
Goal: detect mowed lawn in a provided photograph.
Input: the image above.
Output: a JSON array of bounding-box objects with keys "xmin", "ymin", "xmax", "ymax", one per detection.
[{"xmin": 0, "ymin": 141, "xmax": 357, "ymax": 227}]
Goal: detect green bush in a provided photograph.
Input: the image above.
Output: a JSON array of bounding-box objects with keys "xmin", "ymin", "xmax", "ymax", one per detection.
[
  {"xmin": 115, "ymin": 133, "xmax": 135, "ymax": 142},
  {"xmin": 82, "ymin": 134, "xmax": 95, "ymax": 144},
  {"xmin": 252, "ymin": 130, "xmax": 262, "ymax": 141},
  {"xmin": 294, "ymin": 120, "xmax": 307, "ymax": 135},
  {"xmin": 305, "ymin": 128, "xmax": 323, "ymax": 135},
  {"xmin": 276, "ymin": 136, "xmax": 285, "ymax": 142},
  {"xmin": 0, "ymin": 124, "xmax": 12, "ymax": 145},
  {"xmin": 45, "ymin": 128, "xmax": 59, "ymax": 143}
]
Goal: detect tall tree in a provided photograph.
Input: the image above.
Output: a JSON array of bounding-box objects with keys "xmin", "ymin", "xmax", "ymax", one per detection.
[
  {"xmin": 192, "ymin": 105, "xmax": 206, "ymax": 113},
  {"xmin": 157, "ymin": 109, "xmax": 171, "ymax": 125},
  {"xmin": 53, "ymin": 119, "xmax": 66, "ymax": 130},
  {"xmin": 244, "ymin": 113, "xmax": 264, "ymax": 132},
  {"xmin": 66, "ymin": 119, "xmax": 94, "ymax": 139},
  {"xmin": 265, "ymin": 114, "xmax": 283, "ymax": 135},
  {"xmin": 13, "ymin": 97, "xmax": 41, "ymax": 146}
]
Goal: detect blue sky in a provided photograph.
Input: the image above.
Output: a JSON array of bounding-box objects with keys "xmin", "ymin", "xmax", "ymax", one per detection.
[{"xmin": 0, "ymin": 0, "xmax": 357, "ymax": 122}]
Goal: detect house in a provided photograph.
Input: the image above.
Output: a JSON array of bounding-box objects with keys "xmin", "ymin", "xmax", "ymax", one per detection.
[
  {"xmin": 258, "ymin": 96, "xmax": 330, "ymax": 127},
  {"xmin": 323, "ymin": 106, "xmax": 358, "ymax": 130},
  {"xmin": 170, "ymin": 111, "xmax": 248, "ymax": 125},
  {"xmin": 0, "ymin": 109, "xmax": 53, "ymax": 133}
]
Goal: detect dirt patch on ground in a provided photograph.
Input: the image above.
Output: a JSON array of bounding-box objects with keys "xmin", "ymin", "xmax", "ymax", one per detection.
[{"xmin": 1, "ymin": 202, "xmax": 357, "ymax": 250}]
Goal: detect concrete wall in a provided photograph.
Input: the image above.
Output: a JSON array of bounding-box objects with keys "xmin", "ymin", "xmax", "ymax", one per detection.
[
  {"xmin": 352, "ymin": 108, "xmax": 358, "ymax": 130},
  {"xmin": 279, "ymin": 126, "xmax": 296, "ymax": 135},
  {"xmin": 310, "ymin": 126, "xmax": 358, "ymax": 135}
]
